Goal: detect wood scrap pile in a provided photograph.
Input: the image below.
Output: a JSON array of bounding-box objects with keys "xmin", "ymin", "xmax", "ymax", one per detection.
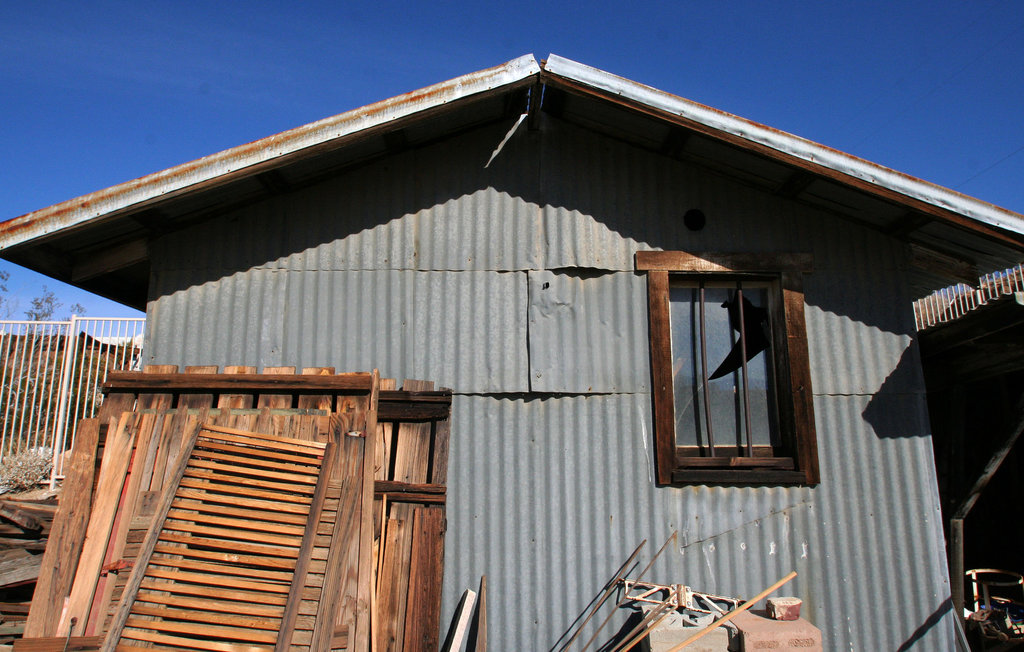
[
  {"xmin": 0, "ymin": 496, "xmax": 59, "ymax": 645},
  {"xmin": 15, "ymin": 366, "xmax": 452, "ymax": 652}
]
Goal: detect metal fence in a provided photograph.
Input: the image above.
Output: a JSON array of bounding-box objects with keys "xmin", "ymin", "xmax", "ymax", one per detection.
[
  {"xmin": 0, "ymin": 317, "xmax": 145, "ymax": 485},
  {"xmin": 914, "ymin": 263, "xmax": 1024, "ymax": 331}
]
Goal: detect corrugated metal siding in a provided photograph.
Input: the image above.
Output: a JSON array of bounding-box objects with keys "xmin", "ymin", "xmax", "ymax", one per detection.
[
  {"xmin": 443, "ymin": 393, "xmax": 952, "ymax": 652},
  {"xmin": 528, "ymin": 270, "xmax": 650, "ymax": 393},
  {"xmin": 146, "ymin": 117, "xmax": 954, "ymax": 650},
  {"xmin": 153, "ymin": 123, "xmax": 544, "ymax": 274},
  {"xmin": 147, "ymin": 269, "xmax": 529, "ymax": 392}
]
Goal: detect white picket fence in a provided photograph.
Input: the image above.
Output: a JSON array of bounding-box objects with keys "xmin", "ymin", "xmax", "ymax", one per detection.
[
  {"xmin": 0, "ymin": 317, "xmax": 145, "ymax": 486},
  {"xmin": 914, "ymin": 263, "xmax": 1024, "ymax": 331}
]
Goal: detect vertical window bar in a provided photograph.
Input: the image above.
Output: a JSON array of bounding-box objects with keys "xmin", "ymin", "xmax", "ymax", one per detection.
[
  {"xmin": 737, "ymin": 283, "xmax": 754, "ymax": 457},
  {"xmin": 699, "ymin": 281, "xmax": 715, "ymax": 456}
]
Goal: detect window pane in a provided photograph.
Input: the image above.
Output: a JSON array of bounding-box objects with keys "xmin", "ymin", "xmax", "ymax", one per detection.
[{"xmin": 668, "ymin": 282, "xmax": 777, "ymax": 452}]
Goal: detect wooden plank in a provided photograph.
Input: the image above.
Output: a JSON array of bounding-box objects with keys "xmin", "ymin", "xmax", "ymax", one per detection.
[
  {"xmin": 118, "ymin": 628, "xmax": 273, "ymax": 652},
  {"xmin": 147, "ymin": 555, "xmax": 293, "ymax": 583},
  {"xmin": 168, "ymin": 499, "xmax": 307, "ymax": 525},
  {"xmin": 257, "ymin": 367, "xmax": 298, "ymax": 409},
  {"xmin": 310, "ymin": 421, "xmax": 367, "ymax": 652},
  {"xmin": 635, "ymin": 251, "xmax": 814, "ymax": 273},
  {"xmin": 13, "ymin": 636, "xmax": 103, "ymax": 652},
  {"xmin": 200, "ymin": 424, "xmax": 327, "ymax": 451},
  {"xmin": 375, "ymin": 508, "xmax": 414, "ymax": 650},
  {"xmin": 390, "ymin": 380, "xmax": 434, "ymax": 484},
  {"xmin": 59, "ymin": 413, "xmax": 137, "ymax": 636},
  {"xmin": 188, "ymin": 446, "xmax": 321, "ymax": 472},
  {"xmin": 103, "ymin": 371, "xmax": 374, "ymax": 395},
  {"xmin": 218, "ymin": 366, "xmax": 257, "ymax": 409},
  {"xmin": 142, "ymin": 567, "xmax": 290, "ymax": 594},
  {"xmin": 172, "ymin": 488, "xmax": 308, "ymax": 515},
  {"xmin": 192, "ymin": 439, "xmax": 324, "ymax": 465},
  {"xmin": 354, "ymin": 371, "xmax": 379, "ymax": 651},
  {"xmin": 156, "ymin": 533, "xmax": 300, "ymax": 559},
  {"xmin": 466, "ymin": 575, "xmax": 486, "ymax": 652},
  {"xmin": 297, "ymin": 367, "xmax": 336, "ymax": 412},
  {"xmin": 781, "ymin": 272, "xmax": 819, "ymax": 485},
  {"xmin": 176, "ymin": 478, "xmax": 312, "ymax": 506},
  {"xmin": 644, "ymin": 269, "xmax": 675, "ymax": 485},
  {"xmin": 374, "ymin": 481, "xmax": 446, "ymax": 496},
  {"xmin": 128, "ymin": 604, "xmax": 283, "ymax": 632},
  {"xmin": 131, "ymin": 593, "xmax": 283, "ymax": 618},
  {"xmin": 430, "ymin": 414, "xmax": 451, "ymax": 486},
  {"xmin": 178, "ymin": 365, "xmax": 219, "ymax": 409},
  {"xmin": 123, "ymin": 616, "xmax": 277, "ymax": 644},
  {"xmin": 403, "ymin": 506, "xmax": 445, "ymax": 652},
  {"xmin": 24, "ymin": 419, "xmax": 100, "ymax": 637},
  {"xmin": 151, "ymin": 543, "xmax": 306, "ymax": 572},
  {"xmin": 0, "ymin": 503, "xmax": 42, "ymax": 532},
  {"xmin": 181, "ymin": 468, "xmax": 317, "ymax": 496},
  {"xmin": 185, "ymin": 458, "xmax": 319, "ymax": 485},
  {"xmin": 159, "ymin": 522, "xmax": 302, "ymax": 548},
  {"xmin": 439, "ymin": 589, "xmax": 476, "ymax": 652}
]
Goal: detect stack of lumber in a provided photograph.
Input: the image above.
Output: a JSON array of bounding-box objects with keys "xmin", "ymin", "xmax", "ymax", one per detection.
[{"xmin": 16, "ymin": 366, "xmax": 452, "ymax": 652}]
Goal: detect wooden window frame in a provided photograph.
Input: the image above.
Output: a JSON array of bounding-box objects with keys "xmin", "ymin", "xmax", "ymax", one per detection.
[{"xmin": 636, "ymin": 251, "xmax": 820, "ymax": 486}]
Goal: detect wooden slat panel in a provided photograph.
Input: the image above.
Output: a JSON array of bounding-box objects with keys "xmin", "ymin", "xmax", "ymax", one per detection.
[{"xmin": 103, "ymin": 422, "xmax": 340, "ymax": 652}]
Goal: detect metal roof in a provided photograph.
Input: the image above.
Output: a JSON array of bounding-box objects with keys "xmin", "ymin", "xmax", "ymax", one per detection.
[{"xmin": 2, "ymin": 53, "xmax": 1022, "ymax": 307}]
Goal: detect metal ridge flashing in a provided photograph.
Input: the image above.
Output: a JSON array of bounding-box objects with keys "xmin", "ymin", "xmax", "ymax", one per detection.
[
  {"xmin": 542, "ymin": 53, "xmax": 1024, "ymax": 238},
  {"xmin": 0, "ymin": 54, "xmax": 541, "ymax": 250}
]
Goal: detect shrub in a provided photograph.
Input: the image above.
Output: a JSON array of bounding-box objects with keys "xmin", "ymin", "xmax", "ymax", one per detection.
[{"xmin": 0, "ymin": 448, "xmax": 52, "ymax": 492}]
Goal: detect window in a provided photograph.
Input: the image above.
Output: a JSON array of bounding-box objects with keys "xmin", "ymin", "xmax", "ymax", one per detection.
[{"xmin": 636, "ymin": 251, "xmax": 819, "ymax": 485}]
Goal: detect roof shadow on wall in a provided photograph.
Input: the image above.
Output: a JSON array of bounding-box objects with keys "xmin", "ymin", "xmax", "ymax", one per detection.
[{"xmin": 151, "ymin": 115, "xmax": 918, "ymax": 341}]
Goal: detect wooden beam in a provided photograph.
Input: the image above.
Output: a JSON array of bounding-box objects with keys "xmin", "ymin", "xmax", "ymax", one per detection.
[
  {"xmin": 635, "ymin": 251, "xmax": 814, "ymax": 274},
  {"xmin": 952, "ymin": 393, "xmax": 1024, "ymax": 520},
  {"xmin": 103, "ymin": 371, "xmax": 374, "ymax": 394},
  {"xmin": 773, "ymin": 170, "xmax": 816, "ymax": 199},
  {"xmin": 72, "ymin": 239, "xmax": 148, "ymax": 283},
  {"xmin": 908, "ymin": 243, "xmax": 977, "ymax": 284},
  {"xmin": 884, "ymin": 212, "xmax": 932, "ymax": 238}
]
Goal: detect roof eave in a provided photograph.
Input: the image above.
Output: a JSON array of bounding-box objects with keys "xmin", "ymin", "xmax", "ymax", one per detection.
[
  {"xmin": 541, "ymin": 53, "xmax": 1024, "ymax": 246},
  {"xmin": 0, "ymin": 54, "xmax": 542, "ymax": 251}
]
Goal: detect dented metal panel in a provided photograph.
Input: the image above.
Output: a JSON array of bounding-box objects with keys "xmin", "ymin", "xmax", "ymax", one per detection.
[{"xmin": 528, "ymin": 270, "xmax": 649, "ymax": 393}]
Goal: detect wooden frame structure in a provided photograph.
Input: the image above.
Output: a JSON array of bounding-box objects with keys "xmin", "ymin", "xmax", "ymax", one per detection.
[{"xmin": 19, "ymin": 366, "xmax": 452, "ymax": 652}]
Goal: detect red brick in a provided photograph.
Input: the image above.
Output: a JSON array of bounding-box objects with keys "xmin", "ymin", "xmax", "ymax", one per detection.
[
  {"xmin": 733, "ymin": 610, "xmax": 822, "ymax": 651},
  {"xmin": 766, "ymin": 597, "xmax": 802, "ymax": 621}
]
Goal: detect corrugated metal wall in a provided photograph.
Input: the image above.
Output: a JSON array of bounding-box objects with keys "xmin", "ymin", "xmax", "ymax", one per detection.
[{"xmin": 146, "ymin": 116, "xmax": 954, "ymax": 650}]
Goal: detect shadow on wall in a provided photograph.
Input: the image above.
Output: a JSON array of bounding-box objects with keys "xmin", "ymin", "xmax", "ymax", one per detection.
[
  {"xmin": 151, "ymin": 115, "xmax": 918, "ymax": 349},
  {"xmin": 862, "ymin": 344, "xmax": 929, "ymax": 439}
]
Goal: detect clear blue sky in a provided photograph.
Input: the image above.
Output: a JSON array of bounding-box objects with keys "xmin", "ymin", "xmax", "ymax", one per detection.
[{"xmin": 2, "ymin": 1, "xmax": 1023, "ymax": 318}]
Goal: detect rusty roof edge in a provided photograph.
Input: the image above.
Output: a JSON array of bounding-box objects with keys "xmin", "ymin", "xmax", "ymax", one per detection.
[
  {"xmin": 0, "ymin": 54, "xmax": 542, "ymax": 250},
  {"xmin": 542, "ymin": 53, "xmax": 1024, "ymax": 238}
]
